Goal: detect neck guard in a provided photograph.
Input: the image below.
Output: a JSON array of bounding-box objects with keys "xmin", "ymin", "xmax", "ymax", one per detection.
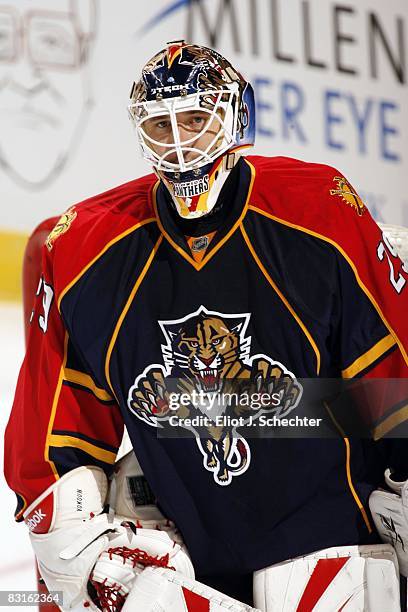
[{"xmin": 156, "ymin": 149, "xmax": 244, "ymax": 219}]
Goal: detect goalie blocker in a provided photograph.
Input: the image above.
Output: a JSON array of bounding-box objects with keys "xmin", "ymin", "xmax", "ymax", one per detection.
[{"xmin": 23, "ymin": 465, "xmax": 194, "ymax": 611}]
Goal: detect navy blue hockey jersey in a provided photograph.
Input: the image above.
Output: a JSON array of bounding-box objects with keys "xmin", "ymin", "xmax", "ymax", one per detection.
[{"xmin": 5, "ymin": 156, "xmax": 408, "ymax": 586}]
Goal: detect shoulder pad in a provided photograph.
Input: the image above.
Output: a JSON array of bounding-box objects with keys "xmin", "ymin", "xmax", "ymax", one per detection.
[
  {"xmin": 44, "ymin": 173, "xmax": 158, "ymax": 302},
  {"xmin": 247, "ymin": 155, "xmax": 370, "ymax": 243}
]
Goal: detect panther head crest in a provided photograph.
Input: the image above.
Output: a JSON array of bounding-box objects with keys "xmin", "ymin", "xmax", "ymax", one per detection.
[{"xmin": 159, "ymin": 307, "xmax": 251, "ymax": 393}]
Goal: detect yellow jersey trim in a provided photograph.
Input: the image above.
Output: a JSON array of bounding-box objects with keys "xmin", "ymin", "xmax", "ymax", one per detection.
[
  {"xmin": 57, "ymin": 218, "xmax": 157, "ymax": 311},
  {"xmin": 240, "ymin": 223, "xmax": 321, "ymax": 375},
  {"xmin": 342, "ymin": 334, "xmax": 396, "ymax": 379},
  {"xmin": 44, "ymin": 333, "xmax": 69, "ymax": 480},
  {"xmin": 324, "ymin": 403, "xmax": 373, "ymax": 533},
  {"xmin": 15, "ymin": 494, "xmax": 28, "ymax": 522},
  {"xmin": 248, "ymin": 205, "xmax": 408, "ymax": 367},
  {"xmin": 105, "ymin": 235, "xmax": 163, "ymax": 397},
  {"xmin": 372, "ymin": 403, "xmax": 408, "ymax": 440},
  {"xmin": 48, "ymin": 434, "xmax": 116, "ymax": 465},
  {"xmin": 63, "ymin": 368, "xmax": 114, "ymax": 402}
]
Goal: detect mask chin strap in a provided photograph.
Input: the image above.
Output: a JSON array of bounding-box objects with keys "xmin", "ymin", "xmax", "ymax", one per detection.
[{"xmin": 158, "ymin": 149, "xmax": 244, "ymax": 220}]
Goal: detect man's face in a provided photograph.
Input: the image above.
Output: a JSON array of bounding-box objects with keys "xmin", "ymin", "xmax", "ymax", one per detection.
[
  {"xmin": 0, "ymin": 0, "xmax": 94, "ymax": 188},
  {"xmin": 143, "ymin": 109, "xmax": 223, "ymax": 166}
]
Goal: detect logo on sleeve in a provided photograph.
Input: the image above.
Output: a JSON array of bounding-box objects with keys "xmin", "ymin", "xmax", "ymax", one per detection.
[
  {"xmin": 46, "ymin": 206, "xmax": 77, "ymax": 251},
  {"xmin": 330, "ymin": 176, "xmax": 366, "ymax": 216}
]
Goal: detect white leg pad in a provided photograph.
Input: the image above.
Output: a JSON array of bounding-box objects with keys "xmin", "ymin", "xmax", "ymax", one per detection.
[
  {"xmin": 253, "ymin": 544, "xmax": 400, "ymax": 611},
  {"xmin": 123, "ymin": 566, "xmax": 260, "ymax": 612}
]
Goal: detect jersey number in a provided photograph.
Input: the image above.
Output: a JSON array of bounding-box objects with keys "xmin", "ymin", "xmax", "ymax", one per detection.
[
  {"xmin": 377, "ymin": 234, "xmax": 407, "ymax": 294},
  {"xmin": 30, "ymin": 277, "xmax": 54, "ymax": 333}
]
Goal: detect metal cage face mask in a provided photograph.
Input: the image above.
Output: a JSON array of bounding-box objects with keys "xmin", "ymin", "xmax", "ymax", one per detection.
[{"xmin": 128, "ymin": 86, "xmax": 239, "ymax": 173}]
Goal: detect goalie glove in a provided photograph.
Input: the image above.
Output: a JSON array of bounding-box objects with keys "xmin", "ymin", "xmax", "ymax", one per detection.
[
  {"xmin": 90, "ymin": 525, "xmax": 194, "ymax": 611},
  {"xmin": 369, "ymin": 468, "xmax": 408, "ymax": 576},
  {"xmin": 24, "ymin": 466, "xmax": 193, "ymax": 611}
]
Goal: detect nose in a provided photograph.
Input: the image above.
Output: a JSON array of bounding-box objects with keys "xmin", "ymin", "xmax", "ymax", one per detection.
[
  {"xmin": 176, "ymin": 121, "xmax": 193, "ymax": 143},
  {"xmin": 6, "ymin": 57, "xmax": 45, "ymax": 94},
  {"xmin": 200, "ymin": 357, "xmax": 214, "ymax": 366}
]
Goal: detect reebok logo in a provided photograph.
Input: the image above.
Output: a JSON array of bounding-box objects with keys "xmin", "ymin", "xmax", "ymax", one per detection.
[{"xmin": 26, "ymin": 509, "xmax": 46, "ymax": 532}]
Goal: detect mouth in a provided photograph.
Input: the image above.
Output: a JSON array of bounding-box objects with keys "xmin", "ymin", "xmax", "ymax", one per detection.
[
  {"xmin": 198, "ymin": 368, "xmax": 219, "ymax": 392},
  {"xmin": 1, "ymin": 107, "xmax": 61, "ymax": 129},
  {"xmin": 161, "ymin": 149, "xmax": 201, "ymax": 165}
]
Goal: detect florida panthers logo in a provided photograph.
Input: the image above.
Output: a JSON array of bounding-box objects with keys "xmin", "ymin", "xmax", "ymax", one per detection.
[
  {"xmin": 127, "ymin": 307, "xmax": 302, "ymax": 486},
  {"xmin": 45, "ymin": 206, "xmax": 77, "ymax": 251}
]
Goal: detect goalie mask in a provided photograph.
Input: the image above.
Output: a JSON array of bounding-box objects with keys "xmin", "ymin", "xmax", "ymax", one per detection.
[{"xmin": 128, "ymin": 41, "xmax": 255, "ymax": 218}]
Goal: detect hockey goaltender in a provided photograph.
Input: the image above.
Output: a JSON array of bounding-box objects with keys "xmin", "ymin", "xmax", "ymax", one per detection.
[{"xmin": 5, "ymin": 41, "xmax": 408, "ymax": 611}]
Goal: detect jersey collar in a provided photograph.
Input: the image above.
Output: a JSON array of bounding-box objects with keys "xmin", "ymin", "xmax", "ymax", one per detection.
[{"xmin": 153, "ymin": 157, "xmax": 255, "ymax": 270}]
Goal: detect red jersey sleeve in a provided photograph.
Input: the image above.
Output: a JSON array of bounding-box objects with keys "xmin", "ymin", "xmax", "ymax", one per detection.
[{"xmin": 4, "ymin": 243, "xmax": 124, "ymax": 520}]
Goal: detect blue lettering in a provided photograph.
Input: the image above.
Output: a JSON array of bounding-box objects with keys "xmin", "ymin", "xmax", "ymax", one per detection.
[
  {"xmin": 347, "ymin": 95, "xmax": 374, "ymax": 155},
  {"xmin": 324, "ymin": 90, "xmax": 345, "ymax": 150},
  {"xmin": 253, "ymin": 77, "xmax": 275, "ymax": 138},
  {"xmin": 379, "ymin": 101, "xmax": 400, "ymax": 162},
  {"xmin": 281, "ymin": 81, "xmax": 307, "ymax": 143}
]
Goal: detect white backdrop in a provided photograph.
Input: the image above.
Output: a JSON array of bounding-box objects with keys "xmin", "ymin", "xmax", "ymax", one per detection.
[{"xmin": 0, "ymin": 0, "xmax": 407, "ymax": 232}]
